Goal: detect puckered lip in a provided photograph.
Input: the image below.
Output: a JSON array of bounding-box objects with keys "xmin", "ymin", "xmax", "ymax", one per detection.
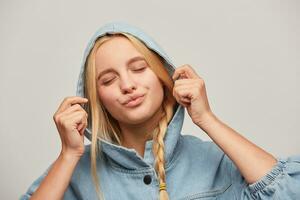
[{"xmin": 122, "ymin": 94, "xmax": 145, "ymax": 105}]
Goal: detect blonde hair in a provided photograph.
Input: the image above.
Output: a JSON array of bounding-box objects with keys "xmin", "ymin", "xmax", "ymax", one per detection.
[{"xmin": 84, "ymin": 32, "xmax": 176, "ymax": 200}]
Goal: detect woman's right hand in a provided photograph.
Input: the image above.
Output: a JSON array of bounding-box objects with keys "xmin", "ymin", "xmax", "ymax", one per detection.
[{"xmin": 53, "ymin": 96, "xmax": 89, "ymax": 158}]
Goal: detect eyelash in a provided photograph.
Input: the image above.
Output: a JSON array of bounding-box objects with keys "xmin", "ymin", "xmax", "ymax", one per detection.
[
  {"xmin": 133, "ymin": 67, "xmax": 146, "ymax": 72},
  {"xmin": 102, "ymin": 67, "xmax": 146, "ymax": 85}
]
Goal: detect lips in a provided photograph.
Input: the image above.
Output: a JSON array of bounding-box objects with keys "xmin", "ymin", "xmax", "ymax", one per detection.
[
  {"xmin": 123, "ymin": 94, "xmax": 145, "ymax": 107},
  {"xmin": 123, "ymin": 94, "xmax": 144, "ymax": 104}
]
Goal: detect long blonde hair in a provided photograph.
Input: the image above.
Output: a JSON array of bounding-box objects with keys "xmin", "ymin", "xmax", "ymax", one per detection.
[{"xmin": 84, "ymin": 32, "xmax": 176, "ymax": 200}]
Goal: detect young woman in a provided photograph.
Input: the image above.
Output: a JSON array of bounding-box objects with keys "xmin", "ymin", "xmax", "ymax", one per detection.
[{"xmin": 21, "ymin": 22, "xmax": 300, "ymax": 200}]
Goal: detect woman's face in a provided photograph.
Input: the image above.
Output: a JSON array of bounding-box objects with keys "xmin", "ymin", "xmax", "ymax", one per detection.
[{"xmin": 95, "ymin": 36, "xmax": 164, "ymax": 125}]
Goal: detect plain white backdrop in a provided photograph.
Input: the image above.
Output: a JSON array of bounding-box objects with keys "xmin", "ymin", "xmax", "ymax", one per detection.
[{"xmin": 0, "ymin": 0, "xmax": 299, "ymax": 199}]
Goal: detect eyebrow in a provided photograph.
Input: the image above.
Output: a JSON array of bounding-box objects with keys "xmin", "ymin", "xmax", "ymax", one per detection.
[{"xmin": 97, "ymin": 56, "xmax": 145, "ymax": 80}]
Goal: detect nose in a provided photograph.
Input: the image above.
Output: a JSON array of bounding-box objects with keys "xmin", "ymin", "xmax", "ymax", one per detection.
[{"xmin": 120, "ymin": 74, "xmax": 137, "ymax": 94}]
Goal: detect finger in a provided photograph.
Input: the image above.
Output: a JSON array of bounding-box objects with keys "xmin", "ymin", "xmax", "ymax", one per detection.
[
  {"xmin": 63, "ymin": 110, "xmax": 88, "ymax": 129},
  {"xmin": 62, "ymin": 104, "xmax": 88, "ymax": 116},
  {"xmin": 173, "ymin": 78, "xmax": 197, "ymax": 87},
  {"xmin": 177, "ymin": 98, "xmax": 190, "ymax": 107},
  {"xmin": 77, "ymin": 121, "xmax": 86, "ymax": 135},
  {"xmin": 174, "ymin": 79, "xmax": 203, "ymax": 95},
  {"xmin": 181, "ymin": 96, "xmax": 191, "ymax": 103},
  {"xmin": 172, "ymin": 65, "xmax": 200, "ymax": 80},
  {"xmin": 56, "ymin": 96, "xmax": 88, "ymax": 114},
  {"xmin": 77, "ymin": 113, "xmax": 88, "ymax": 128},
  {"xmin": 77, "ymin": 116, "xmax": 86, "ymax": 130},
  {"xmin": 174, "ymin": 84, "xmax": 194, "ymax": 99},
  {"xmin": 78, "ymin": 118, "xmax": 88, "ymax": 136},
  {"xmin": 173, "ymin": 87, "xmax": 190, "ymax": 107},
  {"xmin": 174, "ymin": 86, "xmax": 197, "ymax": 106},
  {"xmin": 79, "ymin": 127, "xmax": 85, "ymax": 136}
]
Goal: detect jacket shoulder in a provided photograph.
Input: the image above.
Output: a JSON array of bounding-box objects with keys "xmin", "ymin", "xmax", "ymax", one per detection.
[
  {"xmin": 180, "ymin": 134, "xmax": 224, "ymax": 156},
  {"xmin": 178, "ymin": 134, "xmax": 231, "ymax": 168}
]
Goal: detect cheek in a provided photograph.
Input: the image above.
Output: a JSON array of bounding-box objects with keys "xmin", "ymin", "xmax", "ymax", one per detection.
[
  {"xmin": 145, "ymin": 74, "xmax": 164, "ymax": 101},
  {"xmin": 147, "ymin": 71, "xmax": 163, "ymax": 90},
  {"xmin": 97, "ymin": 87, "xmax": 118, "ymax": 109}
]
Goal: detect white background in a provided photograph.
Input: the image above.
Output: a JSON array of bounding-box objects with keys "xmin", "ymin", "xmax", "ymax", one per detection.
[{"xmin": 0, "ymin": 0, "xmax": 299, "ymax": 199}]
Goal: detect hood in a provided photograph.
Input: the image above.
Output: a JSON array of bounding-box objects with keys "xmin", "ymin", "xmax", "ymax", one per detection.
[{"xmin": 76, "ymin": 21, "xmax": 185, "ymax": 169}]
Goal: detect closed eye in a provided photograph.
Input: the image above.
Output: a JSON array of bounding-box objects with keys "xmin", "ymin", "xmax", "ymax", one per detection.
[
  {"xmin": 133, "ymin": 67, "xmax": 146, "ymax": 72},
  {"xmin": 101, "ymin": 67, "xmax": 146, "ymax": 85},
  {"xmin": 102, "ymin": 78, "xmax": 115, "ymax": 85}
]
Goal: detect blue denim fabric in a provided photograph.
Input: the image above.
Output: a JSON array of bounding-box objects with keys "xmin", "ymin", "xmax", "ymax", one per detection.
[{"xmin": 20, "ymin": 22, "xmax": 300, "ymax": 200}]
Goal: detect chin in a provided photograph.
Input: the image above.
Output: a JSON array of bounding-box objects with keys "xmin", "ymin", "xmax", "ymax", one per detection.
[
  {"xmin": 123, "ymin": 108, "xmax": 154, "ymax": 124},
  {"xmin": 120, "ymin": 103, "xmax": 158, "ymax": 124}
]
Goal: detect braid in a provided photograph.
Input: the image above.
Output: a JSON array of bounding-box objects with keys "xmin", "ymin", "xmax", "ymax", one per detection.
[{"xmin": 152, "ymin": 97, "xmax": 174, "ymax": 200}]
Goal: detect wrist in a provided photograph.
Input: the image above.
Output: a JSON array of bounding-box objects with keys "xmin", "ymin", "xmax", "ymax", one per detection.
[
  {"xmin": 195, "ymin": 111, "xmax": 218, "ymax": 129},
  {"xmin": 59, "ymin": 151, "xmax": 82, "ymax": 163}
]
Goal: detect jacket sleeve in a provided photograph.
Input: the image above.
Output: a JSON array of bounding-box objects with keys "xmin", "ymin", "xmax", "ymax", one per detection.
[
  {"xmin": 19, "ymin": 164, "xmax": 78, "ymax": 200},
  {"xmin": 230, "ymin": 154, "xmax": 300, "ymax": 199}
]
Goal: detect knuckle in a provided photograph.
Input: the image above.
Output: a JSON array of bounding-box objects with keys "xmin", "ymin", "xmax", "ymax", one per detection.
[
  {"xmin": 74, "ymin": 104, "xmax": 81, "ymax": 109},
  {"xmin": 53, "ymin": 113, "xmax": 57, "ymax": 121},
  {"xmin": 183, "ymin": 64, "xmax": 191, "ymax": 68},
  {"xmin": 53, "ymin": 113, "xmax": 59, "ymax": 122},
  {"xmin": 81, "ymin": 110, "xmax": 87, "ymax": 117},
  {"xmin": 59, "ymin": 115, "xmax": 68, "ymax": 125},
  {"xmin": 201, "ymin": 80, "xmax": 205, "ymax": 86},
  {"xmin": 197, "ymin": 79, "xmax": 204, "ymax": 86}
]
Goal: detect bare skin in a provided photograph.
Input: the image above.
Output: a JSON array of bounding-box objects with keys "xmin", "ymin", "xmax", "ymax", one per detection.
[
  {"xmin": 30, "ymin": 36, "xmax": 166, "ymax": 199},
  {"xmin": 196, "ymin": 112, "xmax": 277, "ymax": 184},
  {"xmin": 30, "ymin": 96, "xmax": 89, "ymax": 200},
  {"xmin": 30, "ymin": 36, "xmax": 277, "ymax": 200},
  {"xmin": 120, "ymin": 105, "xmax": 164, "ymax": 158},
  {"xmin": 172, "ymin": 64, "xmax": 277, "ymax": 184},
  {"xmin": 95, "ymin": 36, "xmax": 165, "ymax": 158}
]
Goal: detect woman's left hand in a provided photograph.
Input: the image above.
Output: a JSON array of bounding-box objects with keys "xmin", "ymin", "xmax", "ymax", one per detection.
[{"xmin": 172, "ymin": 64, "xmax": 213, "ymax": 125}]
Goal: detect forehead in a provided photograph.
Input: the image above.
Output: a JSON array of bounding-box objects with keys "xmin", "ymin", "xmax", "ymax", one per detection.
[{"xmin": 95, "ymin": 36, "xmax": 143, "ymax": 70}]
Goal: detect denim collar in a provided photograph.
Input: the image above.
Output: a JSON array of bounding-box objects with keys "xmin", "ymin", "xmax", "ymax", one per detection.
[{"xmin": 76, "ymin": 21, "xmax": 185, "ymax": 169}]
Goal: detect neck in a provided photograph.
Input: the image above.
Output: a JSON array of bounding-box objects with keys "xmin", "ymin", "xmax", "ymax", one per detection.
[{"xmin": 119, "ymin": 106, "xmax": 164, "ymax": 158}]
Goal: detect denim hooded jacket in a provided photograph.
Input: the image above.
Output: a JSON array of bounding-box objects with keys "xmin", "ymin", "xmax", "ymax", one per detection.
[{"xmin": 21, "ymin": 22, "xmax": 300, "ymax": 200}]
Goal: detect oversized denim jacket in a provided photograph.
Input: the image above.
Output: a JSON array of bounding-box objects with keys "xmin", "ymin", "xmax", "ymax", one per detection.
[{"xmin": 20, "ymin": 22, "xmax": 300, "ymax": 200}]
